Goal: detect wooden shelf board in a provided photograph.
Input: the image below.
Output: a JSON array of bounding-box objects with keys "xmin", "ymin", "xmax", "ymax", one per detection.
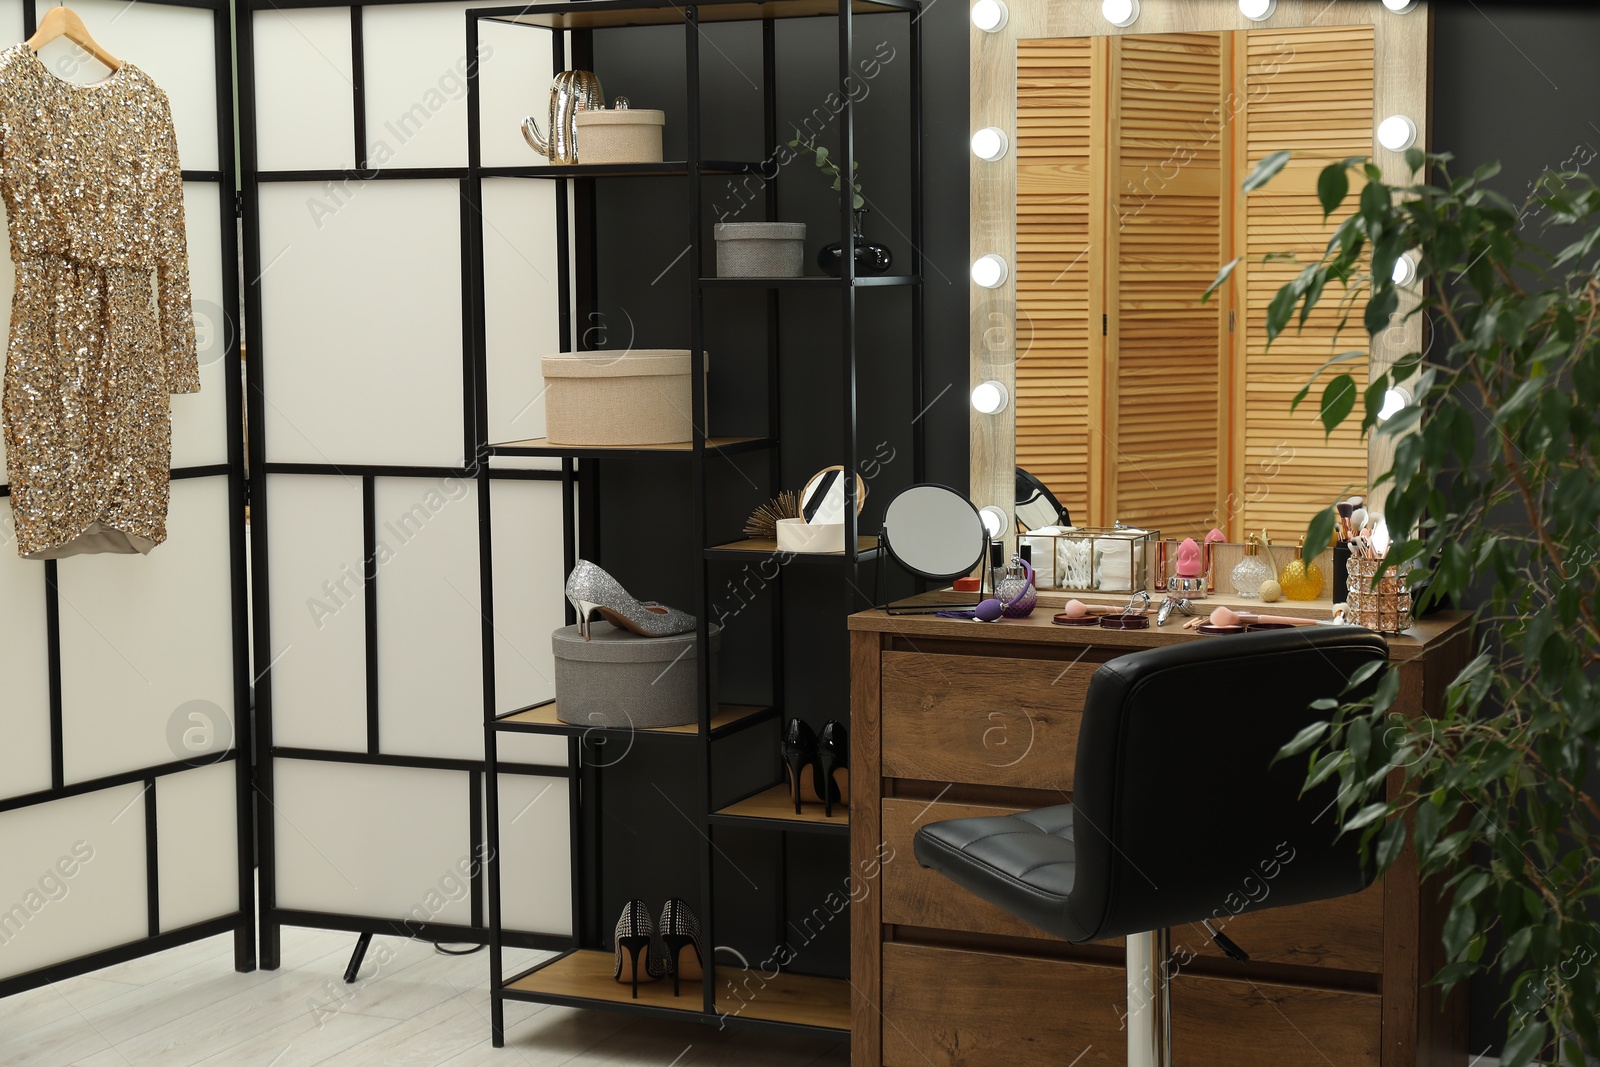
[
  {"xmin": 487, "ymin": 436, "xmax": 770, "ymax": 457},
  {"xmin": 699, "ymin": 275, "xmax": 920, "ymax": 289},
  {"xmin": 706, "ymin": 536, "xmax": 879, "ymax": 558},
  {"xmin": 712, "ymin": 784, "xmax": 849, "ymax": 830},
  {"xmin": 715, "ymin": 968, "xmax": 850, "ymax": 1031},
  {"xmin": 476, "ymin": 0, "xmax": 916, "ymax": 31},
  {"xmin": 498, "ymin": 702, "xmax": 769, "ymax": 737},
  {"xmin": 505, "ymin": 950, "xmax": 703, "ymax": 1014}
]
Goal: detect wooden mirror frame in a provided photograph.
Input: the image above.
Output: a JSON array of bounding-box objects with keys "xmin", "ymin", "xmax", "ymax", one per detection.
[{"xmin": 969, "ymin": 0, "xmax": 1432, "ymax": 536}]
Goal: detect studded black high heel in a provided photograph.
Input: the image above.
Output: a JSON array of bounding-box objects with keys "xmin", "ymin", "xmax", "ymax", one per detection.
[
  {"xmin": 658, "ymin": 898, "xmax": 704, "ymax": 997},
  {"xmin": 612, "ymin": 899, "xmax": 664, "ymax": 998},
  {"xmin": 782, "ymin": 718, "xmax": 818, "ymax": 815}
]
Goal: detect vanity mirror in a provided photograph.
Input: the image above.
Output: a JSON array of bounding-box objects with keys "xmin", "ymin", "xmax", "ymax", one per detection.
[
  {"xmin": 970, "ymin": 0, "xmax": 1430, "ymax": 542},
  {"xmin": 876, "ymin": 484, "xmax": 988, "ymax": 613}
]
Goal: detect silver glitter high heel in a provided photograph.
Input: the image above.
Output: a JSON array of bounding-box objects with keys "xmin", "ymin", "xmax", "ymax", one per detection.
[
  {"xmin": 565, "ymin": 559, "xmax": 695, "ymax": 641},
  {"xmin": 612, "ymin": 899, "xmax": 665, "ymax": 997}
]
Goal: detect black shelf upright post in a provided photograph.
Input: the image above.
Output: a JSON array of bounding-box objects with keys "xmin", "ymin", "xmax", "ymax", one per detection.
[
  {"xmin": 683, "ymin": 2, "xmax": 717, "ymax": 1020},
  {"xmin": 840, "ymin": 0, "xmax": 859, "ymax": 585}
]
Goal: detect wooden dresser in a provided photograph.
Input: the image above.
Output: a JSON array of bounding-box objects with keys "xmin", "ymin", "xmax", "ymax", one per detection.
[{"xmin": 848, "ymin": 607, "xmax": 1473, "ymax": 1067}]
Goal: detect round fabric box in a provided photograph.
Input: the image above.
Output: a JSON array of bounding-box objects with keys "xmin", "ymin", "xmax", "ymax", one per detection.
[
  {"xmin": 714, "ymin": 222, "xmax": 807, "ymax": 278},
  {"xmin": 552, "ymin": 620, "xmax": 720, "ymax": 729}
]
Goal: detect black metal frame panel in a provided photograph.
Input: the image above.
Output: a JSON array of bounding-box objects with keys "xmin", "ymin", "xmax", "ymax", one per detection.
[
  {"xmin": 237, "ymin": 0, "xmax": 573, "ymax": 971},
  {"xmin": 0, "ymin": 0, "xmax": 254, "ymax": 1000},
  {"xmin": 467, "ymin": 0, "xmax": 922, "ymax": 1044}
]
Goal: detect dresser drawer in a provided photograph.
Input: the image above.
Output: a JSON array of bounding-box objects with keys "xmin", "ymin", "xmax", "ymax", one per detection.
[
  {"xmin": 1171, "ymin": 970, "xmax": 1381, "ymax": 1066},
  {"xmin": 877, "ymin": 942, "xmax": 1381, "ymax": 1067},
  {"xmin": 881, "ymin": 796, "xmax": 1068, "ymax": 941},
  {"xmin": 1188, "ymin": 878, "xmax": 1385, "ymax": 973},
  {"xmin": 881, "ymin": 651, "xmax": 1093, "ymax": 791},
  {"xmin": 881, "ymin": 943, "xmax": 1126, "ymax": 1066}
]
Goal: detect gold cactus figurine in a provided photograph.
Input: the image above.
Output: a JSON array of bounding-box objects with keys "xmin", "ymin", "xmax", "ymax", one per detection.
[{"xmin": 1279, "ymin": 535, "xmax": 1326, "ymax": 601}]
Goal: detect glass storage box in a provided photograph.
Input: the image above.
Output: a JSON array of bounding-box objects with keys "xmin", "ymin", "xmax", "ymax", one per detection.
[{"xmin": 1019, "ymin": 525, "xmax": 1159, "ymax": 594}]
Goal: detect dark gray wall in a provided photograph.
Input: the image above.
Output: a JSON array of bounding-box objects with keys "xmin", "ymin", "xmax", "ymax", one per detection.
[{"xmin": 1432, "ymin": 2, "xmax": 1600, "ymax": 1054}]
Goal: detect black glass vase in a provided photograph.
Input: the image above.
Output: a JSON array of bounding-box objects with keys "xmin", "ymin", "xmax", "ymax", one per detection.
[{"xmin": 818, "ymin": 208, "xmax": 892, "ymax": 278}]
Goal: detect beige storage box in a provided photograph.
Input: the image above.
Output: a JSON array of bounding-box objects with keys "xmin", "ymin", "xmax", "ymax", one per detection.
[
  {"xmin": 541, "ymin": 349, "xmax": 705, "ymax": 447},
  {"xmin": 574, "ymin": 108, "xmax": 665, "ymax": 165}
]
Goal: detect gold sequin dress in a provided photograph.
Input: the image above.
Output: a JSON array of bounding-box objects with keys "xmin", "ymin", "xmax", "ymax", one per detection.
[{"xmin": 0, "ymin": 44, "xmax": 198, "ymax": 560}]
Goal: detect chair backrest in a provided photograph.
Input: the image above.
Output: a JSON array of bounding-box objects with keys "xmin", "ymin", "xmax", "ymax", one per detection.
[{"xmin": 1064, "ymin": 627, "xmax": 1388, "ymax": 942}]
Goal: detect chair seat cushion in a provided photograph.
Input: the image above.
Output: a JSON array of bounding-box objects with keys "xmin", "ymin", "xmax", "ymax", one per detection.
[{"xmin": 913, "ymin": 805, "xmax": 1092, "ymax": 943}]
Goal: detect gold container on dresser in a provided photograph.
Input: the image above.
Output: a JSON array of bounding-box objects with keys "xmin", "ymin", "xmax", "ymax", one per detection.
[{"xmin": 849, "ymin": 603, "xmax": 1474, "ymax": 1067}]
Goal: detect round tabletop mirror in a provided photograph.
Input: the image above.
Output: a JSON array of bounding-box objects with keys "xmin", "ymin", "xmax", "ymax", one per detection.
[{"xmin": 882, "ymin": 484, "xmax": 987, "ymax": 581}]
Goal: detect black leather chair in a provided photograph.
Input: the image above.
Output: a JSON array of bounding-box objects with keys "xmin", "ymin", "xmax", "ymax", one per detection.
[{"xmin": 914, "ymin": 627, "xmax": 1388, "ymax": 1067}]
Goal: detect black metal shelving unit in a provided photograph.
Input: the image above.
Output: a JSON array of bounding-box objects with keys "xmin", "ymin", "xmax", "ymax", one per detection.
[{"xmin": 465, "ymin": 0, "xmax": 922, "ymax": 1045}]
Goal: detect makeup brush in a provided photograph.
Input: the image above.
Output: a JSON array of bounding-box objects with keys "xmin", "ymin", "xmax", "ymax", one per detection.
[
  {"xmin": 1209, "ymin": 606, "xmax": 1318, "ymax": 628},
  {"xmin": 744, "ymin": 491, "xmax": 799, "ymax": 539},
  {"xmin": 1350, "ymin": 506, "xmax": 1369, "ymax": 534},
  {"xmin": 1336, "ymin": 501, "xmax": 1355, "ymax": 540},
  {"xmin": 1058, "ymin": 598, "xmax": 1125, "ymax": 618}
]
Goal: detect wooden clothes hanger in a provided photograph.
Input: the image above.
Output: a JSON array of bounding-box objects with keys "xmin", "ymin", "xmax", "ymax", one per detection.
[{"xmin": 27, "ymin": 4, "xmax": 121, "ymax": 73}]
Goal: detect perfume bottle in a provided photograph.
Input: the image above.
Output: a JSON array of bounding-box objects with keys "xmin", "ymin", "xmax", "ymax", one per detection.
[
  {"xmin": 1229, "ymin": 535, "xmax": 1274, "ymax": 599},
  {"xmin": 996, "ymin": 547, "xmax": 1038, "ymax": 618}
]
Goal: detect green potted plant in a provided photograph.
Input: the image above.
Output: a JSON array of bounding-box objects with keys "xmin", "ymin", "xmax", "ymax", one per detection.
[
  {"xmin": 1211, "ymin": 149, "xmax": 1600, "ymax": 1065},
  {"xmin": 787, "ymin": 132, "xmax": 891, "ymax": 277}
]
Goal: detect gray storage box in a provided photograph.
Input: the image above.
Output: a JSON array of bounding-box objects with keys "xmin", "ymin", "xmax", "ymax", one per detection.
[
  {"xmin": 714, "ymin": 222, "xmax": 806, "ymax": 278},
  {"xmin": 553, "ymin": 621, "xmax": 720, "ymax": 729}
]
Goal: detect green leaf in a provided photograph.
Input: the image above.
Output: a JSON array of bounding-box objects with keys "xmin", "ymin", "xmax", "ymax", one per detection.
[
  {"xmin": 1500, "ymin": 1020, "xmax": 1550, "ymax": 1067},
  {"xmin": 1342, "ymin": 802, "xmax": 1388, "ymax": 833},
  {"xmin": 1200, "ymin": 257, "xmax": 1240, "ymax": 305},
  {"xmin": 1404, "ymin": 146, "xmax": 1425, "ymax": 174},
  {"xmin": 1265, "ymin": 284, "xmax": 1298, "ymax": 345},
  {"xmin": 1291, "ymin": 350, "xmax": 1367, "ymax": 412},
  {"xmin": 1320, "ymin": 374, "xmax": 1357, "ymax": 436},
  {"xmin": 1242, "ymin": 150, "xmax": 1291, "ymax": 193},
  {"xmin": 1364, "ymin": 286, "xmax": 1399, "ymax": 336},
  {"xmin": 814, "ymin": 145, "xmax": 829, "ymax": 162},
  {"xmin": 1494, "ymin": 376, "xmax": 1547, "ymax": 426},
  {"xmin": 1317, "ymin": 163, "xmax": 1349, "ymax": 220},
  {"xmin": 1375, "ymin": 819, "xmax": 1407, "ymax": 870},
  {"xmin": 1276, "ymin": 721, "xmax": 1329, "ymax": 763},
  {"xmin": 1304, "ymin": 507, "xmax": 1337, "ymax": 560}
]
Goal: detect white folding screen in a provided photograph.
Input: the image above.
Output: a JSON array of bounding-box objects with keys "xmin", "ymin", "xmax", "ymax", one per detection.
[
  {"xmin": 241, "ymin": 0, "xmax": 570, "ymax": 965},
  {"xmin": 0, "ymin": 0, "xmax": 252, "ymax": 997}
]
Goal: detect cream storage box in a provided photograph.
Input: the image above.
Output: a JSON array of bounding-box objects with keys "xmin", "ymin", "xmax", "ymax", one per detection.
[{"xmin": 540, "ymin": 349, "xmax": 706, "ymax": 447}]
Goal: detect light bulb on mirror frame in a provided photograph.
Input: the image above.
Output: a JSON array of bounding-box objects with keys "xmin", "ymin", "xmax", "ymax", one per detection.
[
  {"xmin": 970, "ymin": 0, "xmax": 1008, "ymax": 32},
  {"xmin": 971, "ymin": 380, "xmax": 1009, "ymax": 415},
  {"xmin": 1377, "ymin": 386, "xmax": 1411, "ymax": 422},
  {"xmin": 1392, "ymin": 252, "xmax": 1418, "ymax": 286},
  {"xmin": 979, "ymin": 506, "xmax": 1008, "ymax": 538},
  {"xmin": 971, "ymin": 127, "xmax": 1009, "ymax": 162},
  {"xmin": 971, "ymin": 254, "xmax": 1009, "ymax": 289},
  {"xmin": 1377, "ymin": 114, "xmax": 1417, "ymax": 152},
  {"xmin": 1238, "ymin": 0, "xmax": 1275, "ymax": 20},
  {"xmin": 1381, "ymin": 0, "xmax": 1417, "ymax": 12},
  {"xmin": 1100, "ymin": 0, "xmax": 1138, "ymax": 28}
]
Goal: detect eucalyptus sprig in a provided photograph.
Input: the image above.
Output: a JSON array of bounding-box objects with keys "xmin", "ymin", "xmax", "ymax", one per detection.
[
  {"xmin": 787, "ymin": 131, "xmax": 865, "ymax": 211},
  {"xmin": 1220, "ymin": 147, "xmax": 1600, "ymax": 1066}
]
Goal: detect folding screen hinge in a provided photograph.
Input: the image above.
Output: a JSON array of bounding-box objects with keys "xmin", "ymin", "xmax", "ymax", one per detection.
[
  {"xmin": 1102, "ymin": 313, "xmax": 1108, "ymax": 337},
  {"xmin": 1229, "ymin": 309, "xmax": 1236, "ymax": 333},
  {"xmin": 234, "ymin": 190, "xmax": 244, "ymax": 219}
]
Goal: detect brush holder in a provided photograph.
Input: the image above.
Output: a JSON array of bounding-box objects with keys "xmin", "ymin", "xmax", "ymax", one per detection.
[{"xmin": 1346, "ymin": 557, "xmax": 1413, "ymax": 633}]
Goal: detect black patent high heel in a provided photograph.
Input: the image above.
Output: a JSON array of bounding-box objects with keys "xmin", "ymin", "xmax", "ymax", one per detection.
[
  {"xmin": 782, "ymin": 719, "xmax": 818, "ymax": 815},
  {"xmin": 612, "ymin": 899, "xmax": 663, "ymax": 998},
  {"xmin": 817, "ymin": 720, "xmax": 849, "ymax": 818},
  {"xmin": 658, "ymin": 898, "xmax": 704, "ymax": 998}
]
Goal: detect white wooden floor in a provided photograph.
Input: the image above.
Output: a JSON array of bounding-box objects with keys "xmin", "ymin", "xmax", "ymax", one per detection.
[{"xmin": 0, "ymin": 928, "xmax": 849, "ymax": 1067}]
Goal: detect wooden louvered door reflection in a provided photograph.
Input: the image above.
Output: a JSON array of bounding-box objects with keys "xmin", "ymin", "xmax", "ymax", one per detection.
[
  {"xmin": 1106, "ymin": 32, "xmax": 1227, "ymax": 533},
  {"xmin": 1235, "ymin": 26, "xmax": 1375, "ymax": 539},
  {"xmin": 1015, "ymin": 37, "xmax": 1094, "ymax": 526},
  {"xmin": 1011, "ymin": 26, "xmax": 1375, "ymax": 540}
]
